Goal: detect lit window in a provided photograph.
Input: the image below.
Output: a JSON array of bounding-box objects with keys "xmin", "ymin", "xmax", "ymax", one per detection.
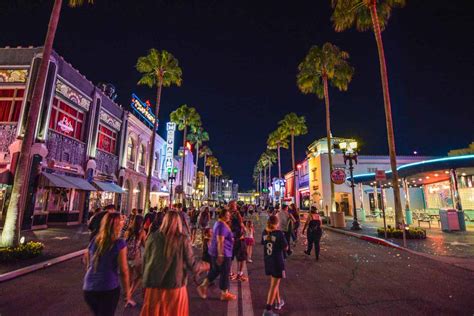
[
  {"xmin": 127, "ymin": 136, "xmax": 135, "ymax": 162},
  {"xmin": 139, "ymin": 144, "xmax": 146, "ymax": 167},
  {"xmin": 49, "ymin": 97, "xmax": 84, "ymax": 141},
  {"xmin": 97, "ymin": 124, "xmax": 117, "ymax": 154},
  {"xmin": 0, "ymin": 88, "xmax": 25, "ymax": 122}
]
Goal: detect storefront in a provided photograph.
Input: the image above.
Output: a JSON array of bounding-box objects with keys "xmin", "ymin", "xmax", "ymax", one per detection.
[{"xmin": 89, "ymin": 180, "xmax": 124, "ymax": 210}]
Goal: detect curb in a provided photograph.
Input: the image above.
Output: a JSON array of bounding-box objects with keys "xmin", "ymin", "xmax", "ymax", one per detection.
[
  {"xmin": 0, "ymin": 248, "xmax": 86, "ymax": 283},
  {"xmin": 324, "ymin": 226, "xmax": 403, "ymax": 249}
]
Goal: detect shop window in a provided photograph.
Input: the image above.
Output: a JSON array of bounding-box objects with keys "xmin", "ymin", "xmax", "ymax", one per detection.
[
  {"xmin": 127, "ymin": 136, "xmax": 135, "ymax": 162},
  {"xmin": 139, "ymin": 144, "xmax": 146, "ymax": 167},
  {"xmin": 97, "ymin": 124, "xmax": 117, "ymax": 154},
  {"xmin": 49, "ymin": 97, "xmax": 84, "ymax": 141},
  {"xmin": 0, "ymin": 87, "xmax": 25, "ymax": 122}
]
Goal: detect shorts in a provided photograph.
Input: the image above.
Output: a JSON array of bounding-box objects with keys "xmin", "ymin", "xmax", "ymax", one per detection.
[
  {"xmin": 244, "ymin": 237, "xmax": 254, "ymax": 246},
  {"xmin": 232, "ymin": 239, "xmax": 248, "ymax": 262},
  {"xmin": 265, "ymin": 267, "xmax": 286, "ymax": 279},
  {"xmin": 264, "ymin": 258, "xmax": 285, "ymax": 279}
]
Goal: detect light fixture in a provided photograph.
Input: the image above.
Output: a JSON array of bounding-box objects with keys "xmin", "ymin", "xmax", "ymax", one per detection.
[
  {"xmin": 339, "ymin": 142, "xmax": 347, "ymax": 150},
  {"xmin": 412, "ymin": 180, "xmax": 416, "ymax": 183},
  {"xmin": 349, "ymin": 141, "xmax": 358, "ymax": 150},
  {"xmin": 461, "ymin": 172, "xmax": 467, "ymax": 176},
  {"xmin": 434, "ymin": 173, "xmax": 439, "ymax": 177},
  {"xmin": 20, "ymin": 236, "xmax": 26, "ymax": 245},
  {"xmin": 418, "ymin": 178, "xmax": 422, "ymax": 181},
  {"xmin": 445, "ymin": 171, "xmax": 450, "ymax": 174},
  {"xmin": 426, "ymin": 176, "xmax": 430, "ymax": 179}
]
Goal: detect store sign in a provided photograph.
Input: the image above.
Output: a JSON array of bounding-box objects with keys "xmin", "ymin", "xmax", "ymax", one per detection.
[
  {"xmin": 57, "ymin": 116, "xmax": 74, "ymax": 133},
  {"xmin": 130, "ymin": 93, "xmax": 156, "ymax": 126},
  {"xmin": 165, "ymin": 122, "xmax": 176, "ymax": 173},
  {"xmin": 331, "ymin": 169, "xmax": 346, "ymax": 185},
  {"xmin": 375, "ymin": 170, "xmax": 387, "ymax": 181}
]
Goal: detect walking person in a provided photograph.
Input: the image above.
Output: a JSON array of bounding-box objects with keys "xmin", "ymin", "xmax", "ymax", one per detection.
[
  {"xmin": 125, "ymin": 215, "xmax": 146, "ymax": 300},
  {"xmin": 83, "ymin": 212, "xmax": 135, "ymax": 316},
  {"xmin": 289, "ymin": 203, "xmax": 300, "ymax": 245},
  {"xmin": 303, "ymin": 207, "xmax": 323, "ymax": 260},
  {"xmin": 262, "ymin": 215, "xmax": 288, "ymax": 316},
  {"xmin": 141, "ymin": 211, "xmax": 210, "ymax": 316},
  {"xmin": 197, "ymin": 208, "xmax": 237, "ymax": 301},
  {"xmin": 276, "ymin": 204, "xmax": 295, "ymax": 256},
  {"xmin": 244, "ymin": 220, "xmax": 255, "ymax": 263},
  {"xmin": 198, "ymin": 207, "xmax": 211, "ymax": 244},
  {"xmin": 229, "ymin": 201, "xmax": 248, "ymax": 281}
]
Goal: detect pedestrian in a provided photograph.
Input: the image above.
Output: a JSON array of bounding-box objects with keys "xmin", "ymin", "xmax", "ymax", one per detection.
[
  {"xmin": 189, "ymin": 207, "xmax": 200, "ymax": 244},
  {"xmin": 288, "ymin": 203, "xmax": 300, "ymax": 245},
  {"xmin": 88, "ymin": 205, "xmax": 115, "ymax": 241},
  {"xmin": 244, "ymin": 220, "xmax": 255, "ymax": 263},
  {"xmin": 141, "ymin": 211, "xmax": 210, "ymax": 316},
  {"xmin": 229, "ymin": 201, "xmax": 248, "ymax": 281},
  {"xmin": 276, "ymin": 204, "xmax": 295, "ymax": 256},
  {"xmin": 202, "ymin": 227, "xmax": 212, "ymax": 264},
  {"xmin": 176, "ymin": 203, "xmax": 191, "ymax": 237},
  {"xmin": 198, "ymin": 207, "xmax": 211, "ymax": 244},
  {"xmin": 262, "ymin": 215, "xmax": 288, "ymax": 316},
  {"xmin": 125, "ymin": 215, "xmax": 146, "ymax": 300},
  {"xmin": 302, "ymin": 207, "xmax": 323, "ymax": 260},
  {"xmin": 120, "ymin": 208, "xmax": 137, "ymax": 238},
  {"xmin": 83, "ymin": 212, "xmax": 135, "ymax": 316},
  {"xmin": 149, "ymin": 207, "xmax": 167, "ymax": 235},
  {"xmin": 197, "ymin": 208, "xmax": 237, "ymax": 301}
]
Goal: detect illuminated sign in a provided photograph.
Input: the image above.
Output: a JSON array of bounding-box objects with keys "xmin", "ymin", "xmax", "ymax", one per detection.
[
  {"xmin": 130, "ymin": 93, "xmax": 156, "ymax": 127},
  {"xmin": 165, "ymin": 122, "xmax": 176, "ymax": 174},
  {"xmin": 58, "ymin": 116, "xmax": 74, "ymax": 133}
]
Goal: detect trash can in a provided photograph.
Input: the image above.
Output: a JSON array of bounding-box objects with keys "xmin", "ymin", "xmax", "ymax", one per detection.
[
  {"xmin": 330, "ymin": 212, "xmax": 346, "ymax": 228},
  {"xmin": 439, "ymin": 209, "xmax": 461, "ymax": 232},
  {"xmin": 357, "ymin": 208, "xmax": 366, "ymax": 222}
]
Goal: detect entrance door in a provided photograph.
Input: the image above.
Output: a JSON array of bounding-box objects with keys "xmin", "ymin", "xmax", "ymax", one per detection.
[{"xmin": 369, "ymin": 193, "xmax": 382, "ymax": 211}]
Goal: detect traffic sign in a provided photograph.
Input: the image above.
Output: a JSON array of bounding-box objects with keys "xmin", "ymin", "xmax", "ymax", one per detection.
[
  {"xmin": 375, "ymin": 170, "xmax": 386, "ymax": 181},
  {"xmin": 331, "ymin": 169, "xmax": 346, "ymax": 185}
]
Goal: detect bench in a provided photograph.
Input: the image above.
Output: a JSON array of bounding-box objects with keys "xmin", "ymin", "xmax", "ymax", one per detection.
[{"xmin": 417, "ymin": 215, "xmax": 432, "ymax": 228}]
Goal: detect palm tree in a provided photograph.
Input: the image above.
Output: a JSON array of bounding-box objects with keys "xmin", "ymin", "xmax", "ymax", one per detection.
[
  {"xmin": 263, "ymin": 150, "xmax": 277, "ymax": 189},
  {"xmin": 267, "ymin": 127, "xmax": 289, "ymax": 179},
  {"xmin": 1, "ymin": 0, "xmax": 92, "ymax": 247},
  {"xmin": 206, "ymin": 156, "xmax": 218, "ymax": 199},
  {"xmin": 278, "ymin": 113, "xmax": 308, "ymax": 202},
  {"xmin": 297, "ymin": 42, "xmax": 354, "ymax": 213},
  {"xmin": 199, "ymin": 145, "xmax": 212, "ymax": 197},
  {"xmin": 187, "ymin": 127, "xmax": 209, "ymax": 193},
  {"xmin": 331, "ymin": 0, "xmax": 406, "ymax": 225},
  {"xmin": 136, "ymin": 49, "xmax": 183, "ymax": 211},
  {"xmin": 170, "ymin": 105, "xmax": 201, "ymax": 200}
]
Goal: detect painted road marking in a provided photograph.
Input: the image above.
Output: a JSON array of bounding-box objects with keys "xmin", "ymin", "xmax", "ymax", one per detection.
[
  {"xmin": 227, "ymin": 260, "xmax": 238, "ymax": 316},
  {"xmin": 241, "ymin": 263, "xmax": 254, "ymax": 316}
]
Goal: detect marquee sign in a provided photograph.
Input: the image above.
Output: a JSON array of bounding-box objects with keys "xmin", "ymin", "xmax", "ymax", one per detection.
[
  {"xmin": 130, "ymin": 93, "xmax": 156, "ymax": 127},
  {"xmin": 165, "ymin": 122, "xmax": 176, "ymax": 174},
  {"xmin": 331, "ymin": 168, "xmax": 346, "ymax": 185}
]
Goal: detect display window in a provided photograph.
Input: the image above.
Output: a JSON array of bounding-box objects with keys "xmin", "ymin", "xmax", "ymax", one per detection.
[
  {"xmin": 97, "ymin": 124, "xmax": 117, "ymax": 154},
  {"xmin": 424, "ymin": 181, "xmax": 452, "ymax": 209},
  {"xmin": 49, "ymin": 97, "xmax": 84, "ymax": 140},
  {"xmin": 0, "ymin": 88, "xmax": 24, "ymax": 122}
]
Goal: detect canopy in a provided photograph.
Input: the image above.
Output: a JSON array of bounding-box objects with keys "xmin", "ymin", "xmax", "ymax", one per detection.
[
  {"xmin": 93, "ymin": 181, "xmax": 124, "ymax": 193},
  {"xmin": 42, "ymin": 173, "xmax": 96, "ymax": 191}
]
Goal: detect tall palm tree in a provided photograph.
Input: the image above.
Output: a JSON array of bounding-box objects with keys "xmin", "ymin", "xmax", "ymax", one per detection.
[
  {"xmin": 263, "ymin": 150, "xmax": 277, "ymax": 189},
  {"xmin": 331, "ymin": 0, "xmax": 406, "ymax": 225},
  {"xmin": 199, "ymin": 145, "xmax": 212, "ymax": 197},
  {"xmin": 1, "ymin": 0, "xmax": 92, "ymax": 247},
  {"xmin": 297, "ymin": 42, "xmax": 354, "ymax": 213},
  {"xmin": 278, "ymin": 113, "xmax": 308, "ymax": 202},
  {"xmin": 136, "ymin": 49, "xmax": 183, "ymax": 211},
  {"xmin": 206, "ymin": 156, "xmax": 218, "ymax": 199},
  {"xmin": 187, "ymin": 127, "xmax": 209, "ymax": 192},
  {"xmin": 267, "ymin": 127, "xmax": 289, "ymax": 179},
  {"xmin": 170, "ymin": 104, "xmax": 201, "ymax": 200}
]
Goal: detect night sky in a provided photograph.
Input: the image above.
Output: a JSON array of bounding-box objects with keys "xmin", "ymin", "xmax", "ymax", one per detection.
[{"xmin": 1, "ymin": 0, "xmax": 472, "ymax": 190}]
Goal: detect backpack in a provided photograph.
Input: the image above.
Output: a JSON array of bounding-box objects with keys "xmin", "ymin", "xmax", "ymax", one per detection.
[{"xmin": 308, "ymin": 219, "xmax": 322, "ymax": 236}]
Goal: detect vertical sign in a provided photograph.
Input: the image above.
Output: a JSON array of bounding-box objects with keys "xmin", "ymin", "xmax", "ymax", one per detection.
[{"xmin": 165, "ymin": 122, "xmax": 176, "ymax": 175}]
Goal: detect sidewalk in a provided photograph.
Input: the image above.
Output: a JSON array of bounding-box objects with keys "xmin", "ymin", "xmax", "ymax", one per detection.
[{"xmin": 0, "ymin": 225, "xmax": 90, "ymax": 274}]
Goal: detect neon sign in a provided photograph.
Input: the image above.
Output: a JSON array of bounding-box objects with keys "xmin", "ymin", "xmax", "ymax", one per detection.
[
  {"xmin": 165, "ymin": 122, "xmax": 176, "ymax": 174},
  {"xmin": 130, "ymin": 93, "xmax": 156, "ymax": 127},
  {"xmin": 58, "ymin": 116, "xmax": 74, "ymax": 133}
]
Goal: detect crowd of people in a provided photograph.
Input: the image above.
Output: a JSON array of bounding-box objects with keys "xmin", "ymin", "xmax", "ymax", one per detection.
[{"xmin": 83, "ymin": 201, "xmax": 323, "ymax": 316}]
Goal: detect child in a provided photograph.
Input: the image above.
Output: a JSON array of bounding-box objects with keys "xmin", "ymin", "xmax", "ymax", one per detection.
[
  {"xmin": 202, "ymin": 228, "xmax": 212, "ymax": 264},
  {"xmin": 244, "ymin": 220, "xmax": 255, "ymax": 263},
  {"xmin": 262, "ymin": 215, "xmax": 288, "ymax": 315}
]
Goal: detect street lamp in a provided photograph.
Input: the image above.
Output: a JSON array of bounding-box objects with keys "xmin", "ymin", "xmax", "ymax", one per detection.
[
  {"xmin": 339, "ymin": 141, "xmax": 361, "ymax": 230},
  {"xmin": 167, "ymin": 167, "xmax": 178, "ymax": 207}
]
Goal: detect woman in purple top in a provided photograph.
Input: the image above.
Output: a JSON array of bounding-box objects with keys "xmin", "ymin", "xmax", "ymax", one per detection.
[
  {"xmin": 83, "ymin": 212, "xmax": 135, "ymax": 315},
  {"xmin": 197, "ymin": 208, "xmax": 236, "ymax": 301}
]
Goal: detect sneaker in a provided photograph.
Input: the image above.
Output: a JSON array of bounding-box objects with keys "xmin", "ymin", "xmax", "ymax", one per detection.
[
  {"xmin": 247, "ymin": 259, "xmax": 253, "ymax": 263},
  {"xmin": 274, "ymin": 299, "xmax": 285, "ymax": 310},
  {"xmin": 197, "ymin": 284, "xmax": 207, "ymax": 299},
  {"xmin": 304, "ymin": 250, "xmax": 310, "ymax": 256},
  {"xmin": 237, "ymin": 274, "xmax": 248, "ymax": 282},
  {"xmin": 230, "ymin": 273, "xmax": 238, "ymax": 281},
  {"xmin": 220, "ymin": 291, "xmax": 237, "ymax": 301},
  {"xmin": 262, "ymin": 309, "xmax": 277, "ymax": 316}
]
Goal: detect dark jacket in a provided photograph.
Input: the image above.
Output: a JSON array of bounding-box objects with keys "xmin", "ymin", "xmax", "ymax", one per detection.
[{"xmin": 142, "ymin": 231, "xmax": 203, "ymax": 289}]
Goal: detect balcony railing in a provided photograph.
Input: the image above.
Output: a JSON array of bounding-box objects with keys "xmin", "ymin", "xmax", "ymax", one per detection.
[
  {"xmin": 46, "ymin": 130, "xmax": 85, "ymax": 165},
  {"xmin": 96, "ymin": 149, "xmax": 119, "ymax": 175}
]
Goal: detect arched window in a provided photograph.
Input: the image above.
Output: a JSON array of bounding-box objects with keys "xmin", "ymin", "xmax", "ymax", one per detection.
[
  {"xmin": 139, "ymin": 144, "xmax": 146, "ymax": 167},
  {"xmin": 127, "ymin": 136, "xmax": 135, "ymax": 162},
  {"xmin": 154, "ymin": 152, "xmax": 160, "ymax": 173},
  {"xmin": 122, "ymin": 180, "xmax": 131, "ymax": 212}
]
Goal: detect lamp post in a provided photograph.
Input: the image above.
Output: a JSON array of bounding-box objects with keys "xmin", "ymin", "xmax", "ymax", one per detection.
[
  {"xmin": 168, "ymin": 167, "xmax": 178, "ymax": 207},
  {"xmin": 339, "ymin": 141, "xmax": 361, "ymax": 231}
]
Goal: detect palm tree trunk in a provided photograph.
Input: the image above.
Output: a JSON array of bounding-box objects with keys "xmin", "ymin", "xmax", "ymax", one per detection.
[
  {"xmin": 208, "ymin": 169, "xmax": 212, "ymax": 200},
  {"xmin": 1, "ymin": 0, "xmax": 62, "ymax": 247},
  {"xmin": 180, "ymin": 125, "xmax": 187, "ymax": 202},
  {"xmin": 194, "ymin": 143, "xmax": 200, "ymax": 191},
  {"xmin": 203, "ymin": 154, "xmax": 207, "ymax": 197},
  {"xmin": 277, "ymin": 144, "xmax": 282, "ymax": 179},
  {"xmin": 323, "ymin": 76, "xmax": 336, "ymax": 214},
  {"xmin": 370, "ymin": 3, "xmax": 403, "ymax": 226},
  {"xmin": 268, "ymin": 164, "xmax": 271, "ymax": 190},
  {"xmin": 144, "ymin": 80, "xmax": 163, "ymax": 211},
  {"xmin": 291, "ymin": 133, "xmax": 296, "ymax": 203}
]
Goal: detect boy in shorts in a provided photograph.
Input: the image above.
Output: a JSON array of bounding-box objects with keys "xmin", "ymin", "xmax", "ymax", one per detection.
[{"xmin": 262, "ymin": 215, "xmax": 288, "ymax": 315}]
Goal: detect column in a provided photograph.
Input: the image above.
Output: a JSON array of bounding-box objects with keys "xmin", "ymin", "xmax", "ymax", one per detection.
[
  {"xmin": 403, "ymin": 178, "xmax": 412, "ymax": 225},
  {"xmin": 449, "ymin": 169, "xmax": 462, "ymax": 210},
  {"xmin": 358, "ymin": 183, "xmax": 366, "ymax": 221}
]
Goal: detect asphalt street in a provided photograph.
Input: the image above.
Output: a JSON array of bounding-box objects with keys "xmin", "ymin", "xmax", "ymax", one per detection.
[{"xmin": 1, "ymin": 226, "xmax": 474, "ymax": 316}]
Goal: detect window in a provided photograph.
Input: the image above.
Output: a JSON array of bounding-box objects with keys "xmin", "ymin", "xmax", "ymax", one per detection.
[
  {"xmin": 368, "ymin": 168, "xmax": 378, "ymax": 173},
  {"xmin": 127, "ymin": 136, "xmax": 135, "ymax": 162},
  {"xmin": 139, "ymin": 144, "xmax": 146, "ymax": 167},
  {"xmin": 154, "ymin": 152, "xmax": 160, "ymax": 172},
  {"xmin": 49, "ymin": 97, "xmax": 84, "ymax": 140},
  {"xmin": 0, "ymin": 88, "xmax": 24, "ymax": 122},
  {"xmin": 97, "ymin": 124, "xmax": 117, "ymax": 154}
]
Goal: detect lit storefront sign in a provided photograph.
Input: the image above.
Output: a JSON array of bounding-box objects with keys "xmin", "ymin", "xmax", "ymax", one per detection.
[
  {"xmin": 130, "ymin": 93, "xmax": 156, "ymax": 127},
  {"xmin": 165, "ymin": 122, "xmax": 176, "ymax": 174},
  {"xmin": 57, "ymin": 116, "xmax": 74, "ymax": 133}
]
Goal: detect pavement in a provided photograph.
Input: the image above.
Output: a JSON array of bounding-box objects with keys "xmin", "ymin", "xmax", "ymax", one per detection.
[{"xmin": 1, "ymin": 220, "xmax": 474, "ymax": 315}]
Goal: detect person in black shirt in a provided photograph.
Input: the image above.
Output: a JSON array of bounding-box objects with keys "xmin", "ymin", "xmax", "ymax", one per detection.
[
  {"xmin": 87, "ymin": 205, "xmax": 115, "ymax": 241},
  {"xmin": 302, "ymin": 207, "xmax": 323, "ymax": 260},
  {"xmin": 262, "ymin": 215, "xmax": 288, "ymax": 315}
]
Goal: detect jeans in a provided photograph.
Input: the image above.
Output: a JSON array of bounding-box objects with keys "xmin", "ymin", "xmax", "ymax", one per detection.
[
  {"xmin": 283, "ymin": 231, "xmax": 292, "ymax": 254},
  {"xmin": 84, "ymin": 287, "xmax": 120, "ymax": 316},
  {"xmin": 306, "ymin": 234, "xmax": 322, "ymax": 259},
  {"xmin": 207, "ymin": 256, "xmax": 232, "ymax": 291}
]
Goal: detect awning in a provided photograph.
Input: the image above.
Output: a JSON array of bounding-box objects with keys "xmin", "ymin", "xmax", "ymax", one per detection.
[
  {"xmin": 93, "ymin": 181, "xmax": 124, "ymax": 193},
  {"xmin": 42, "ymin": 173, "xmax": 96, "ymax": 191},
  {"xmin": 0, "ymin": 169, "xmax": 13, "ymax": 185}
]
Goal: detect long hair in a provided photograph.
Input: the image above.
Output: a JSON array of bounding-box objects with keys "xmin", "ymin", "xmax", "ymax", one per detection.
[
  {"xmin": 125, "ymin": 214, "xmax": 143, "ymax": 240},
  {"xmin": 159, "ymin": 211, "xmax": 183, "ymax": 258},
  {"xmin": 93, "ymin": 212, "xmax": 121, "ymax": 270}
]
